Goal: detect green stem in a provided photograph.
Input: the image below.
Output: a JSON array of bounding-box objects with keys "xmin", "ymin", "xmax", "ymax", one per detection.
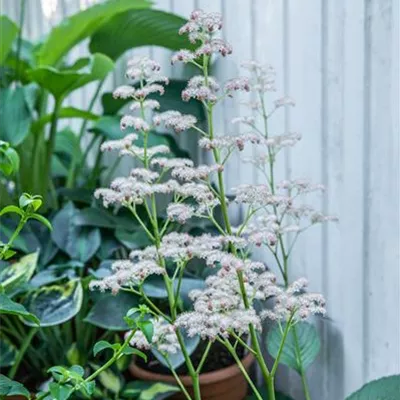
[
  {"xmin": 67, "ymin": 79, "xmax": 105, "ymax": 188},
  {"xmin": 8, "ymin": 327, "xmax": 37, "ymax": 379},
  {"xmin": 293, "ymin": 326, "xmax": 312, "ymax": 400},
  {"xmin": 195, "ymin": 340, "xmax": 212, "ymax": 374},
  {"xmin": 222, "ymin": 339, "xmax": 263, "ymax": 400},
  {"xmin": 0, "ymin": 215, "xmax": 27, "ymax": 260},
  {"xmin": 164, "ymin": 356, "xmax": 193, "ymax": 400},
  {"xmin": 270, "ymin": 317, "xmax": 293, "ymax": 376},
  {"xmin": 45, "ymin": 97, "xmax": 62, "ymax": 206}
]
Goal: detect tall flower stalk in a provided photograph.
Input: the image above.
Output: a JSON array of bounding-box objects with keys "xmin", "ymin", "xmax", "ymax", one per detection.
[{"xmin": 91, "ymin": 9, "xmax": 336, "ymax": 400}]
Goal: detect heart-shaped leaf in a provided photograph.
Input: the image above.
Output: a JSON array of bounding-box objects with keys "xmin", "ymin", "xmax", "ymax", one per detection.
[
  {"xmin": 0, "ymin": 374, "xmax": 30, "ymax": 398},
  {"xmin": 0, "ymin": 252, "xmax": 38, "ymax": 296},
  {"xmin": 23, "ymin": 280, "xmax": 83, "ymax": 326},
  {"xmin": 0, "ymin": 16, "xmax": 19, "ymax": 65},
  {"xmin": 152, "ymin": 332, "xmax": 200, "ymax": 370},
  {"xmin": 51, "ymin": 202, "xmax": 101, "ymax": 262},
  {"xmin": 85, "ymin": 291, "xmax": 139, "ymax": 331},
  {"xmin": 346, "ymin": 375, "xmax": 400, "ymax": 400},
  {"xmin": 28, "ymin": 54, "xmax": 114, "ymax": 100},
  {"xmin": 267, "ymin": 321, "xmax": 320, "ymax": 374},
  {"xmin": 0, "ymin": 293, "xmax": 40, "ymax": 325}
]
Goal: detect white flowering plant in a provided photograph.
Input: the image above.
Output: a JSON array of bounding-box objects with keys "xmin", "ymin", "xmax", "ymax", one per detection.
[{"xmin": 88, "ymin": 9, "xmax": 338, "ymax": 400}]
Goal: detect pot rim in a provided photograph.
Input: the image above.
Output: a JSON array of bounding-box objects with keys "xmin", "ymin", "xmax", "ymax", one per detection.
[{"xmin": 129, "ymin": 352, "xmax": 254, "ymax": 386}]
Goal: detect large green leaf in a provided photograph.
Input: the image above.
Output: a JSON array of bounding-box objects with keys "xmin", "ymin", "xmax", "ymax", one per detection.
[
  {"xmin": 0, "ymin": 252, "xmax": 38, "ymax": 296},
  {"xmin": 28, "ymin": 54, "xmax": 114, "ymax": 100},
  {"xmin": 0, "ymin": 374, "xmax": 30, "ymax": 398},
  {"xmin": 90, "ymin": 9, "xmax": 192, "ymax": 61},
  {"xmin": 0, "ymin": 333, "xmax": 17, "ymax": 367},
  {"xmin": 32, "ymin": 107, "xmax": 99, "ymax": 133},
  {"xmin": 0, "ymin": 85, "xmax": 36, "ymax": 146},
  {"xmin": 36, "ymin": 0, "xmax": 151, "ymax": 66},
  {"xmin": 54, "ymin": 128, "xmax": 82, "ymax": 162},
  {"xmin": 51, "ymin": 202, "xmax": 101, "ymax": 262},
  {"xmin": 23, "ymin": 280, "xmax": 83, "ymax": 327},
  {"xmin": 346, "ymin": 375, "xmax": 400, "ymax": 400},
  {"xmin": 115, "ymin": 228, "xmax": 152, "ymax": 250},
  {"xmin": 0, "ymin": 16, "xmax": 19, "ymax": 65},
  {"xmin": 85, "ymin": 291, "xmax": 139, "ymax": 331},
  {"xmin": 72, "ymin": 207, "xmax": 133, "ymax": 230},
  {"xmin": 0, "ymin": 293, "xmax": 40, "ymax": 325},
  {"xmin": 267, "ymin": 322, "xmax": 320, "ymax": 374},
  {"xmin": 0, "ymin": 218, "xmax": 40, "ymax": 254},
  {"xmin": 152, "ymin": 331, "xmax": 200, "ymax": 370}
]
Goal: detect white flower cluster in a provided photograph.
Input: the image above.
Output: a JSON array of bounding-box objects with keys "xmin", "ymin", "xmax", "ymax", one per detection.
[
  {"xmin": 199, "ymin": 133, "xmax": 260, "ymax": 152},
  {"xmin": 89, "ymin": 259, "xmax": 165, "ymax": 295},
  {"xmin": 127, "ymin": 318, "xmax": 180, "ymax": 355},
  {"xmin": 182, "ymin": 76, "xmax": 220, "ymax": 103},
  {"xmin": 153, "ymin": 110, "xmax": 197, "ymax": 133}
]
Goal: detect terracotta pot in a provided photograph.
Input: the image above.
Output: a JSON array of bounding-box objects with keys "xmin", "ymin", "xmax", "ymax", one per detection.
[{"xmin": 129, "ymin": 352, "xmax": 254, "ymax": 400}]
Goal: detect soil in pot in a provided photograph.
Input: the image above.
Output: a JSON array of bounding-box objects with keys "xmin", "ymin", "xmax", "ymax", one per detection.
[{"xmin": 130, "ymin": 339, "xmax": 255, "ymax": 400}]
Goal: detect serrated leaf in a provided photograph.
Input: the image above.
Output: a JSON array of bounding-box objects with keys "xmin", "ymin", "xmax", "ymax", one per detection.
[{"xmin": 267, "ymin": 322, "xmax": 320, "ymax": 374}]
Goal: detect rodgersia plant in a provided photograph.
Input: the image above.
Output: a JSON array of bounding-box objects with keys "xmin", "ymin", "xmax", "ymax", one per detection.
[{"xmin": 90, "ymin": 9, "xmax": 337, "ymax": 400}]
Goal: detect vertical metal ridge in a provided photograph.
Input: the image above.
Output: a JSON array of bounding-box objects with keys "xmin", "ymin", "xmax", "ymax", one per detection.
[
  {"xmin": 362, "ymin": 0, "xmax": 372, "ymax": 382},
  {"xmin": 283, "ymin": 0, "xmax": 290, "ymax": 181}
]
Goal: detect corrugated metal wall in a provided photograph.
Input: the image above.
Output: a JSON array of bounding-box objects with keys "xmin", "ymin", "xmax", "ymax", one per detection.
[{"xmin": 1, "ymin": 1, "xmax": 399, "ymax": 399}]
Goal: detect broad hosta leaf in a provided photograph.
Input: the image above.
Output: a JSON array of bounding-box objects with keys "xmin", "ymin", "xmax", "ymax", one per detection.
[
  {"xmin": 0, "ymin": 16, "xmax": 19, "ymax": 65},
  {"xmin": 85, "ymin": 291, "xmax": 139, "ymax": 330},
  {"xmin": 72, "ymin": 207, "xmax": 133, "ymax": 230},
  {"xmin": 267, "ymin": 322, "xmax": 320, "ymax": 374},
  {"xmin": 115, "ymin": 228, "xmax": 152, "ymax": 250},
  {"xmin": 0, "ymin": 85, "xmax": 36, "ymax": 146},
  {"xmin": 32, "ymin": 107, "xmax": 99, "ymax": 133},
  {"xmin": 90, "ymin": 9, "xmax": 193, "ymax": 61},
  {"xmin": 0, "ymin": 218, "xmax": 40, "ymax": 254},
  {"xmin": 0, "ymin": 333, "xmax": 17, "ymax": 367},
  {"xmin": 54, "ymin": 128, "xmax": 82, "ymax": 162},
  {"xmin": 28, "ymin": 54, "xmax": 114, "ymax": 100},
  {"xmin": 0, "ymin": 252, "xmax": 38, "ymax": 296},
  {"xmin": 0, "ymin": 374, "xmax": 30, "ymax": 398},
  {"xmin": 23, "ymin": 280, "xmax": 83, "ymax": 326},
  {"xmin": 36, "ymin": 0, "xmax": 151, "ymax": 66},
  {"xmin": 0, "ymin": 293, "xmax": 40, "ymax": 325},
  {"xmin": 346, "ymin": 375, "xmax": 400, "ymax": 400},
  {"xmin": 152, "ymin": 332, "xmax": 200, "ymax": 370},
  {"xmin": 51, "ymin": 202, "xmax": 101, "ymax": 262}
]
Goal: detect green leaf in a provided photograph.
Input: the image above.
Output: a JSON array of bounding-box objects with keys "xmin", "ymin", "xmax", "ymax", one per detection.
[
  {"xmin": 28, "ymin": 54, "xmax": 114, "ymax": 100},
  {"xmin": 139, "ymin": 382, "xmax": 180, "ymax": 400},
  {"xmin": 0, "ymin": 374, "xmax": 30, "ymax": 398},
  {"xmin": 0, "ymin": 293, "xmax": 40, "ymax": 325},
  {"xmin": 32, "ymin": 108, "xmax": 98, "ymax": 134},
  {"xmin": 138, "ymin": 320, "xmax": 154, "ymax": 343},
  {"xmin": 23, "ymin": 280, "xmax": 83, "ymax": 326},
  {"xmin": 29, "ymin": 213, "xmax": 52, "ymax": 231},
  {"xmin": 51, "ymin": 202, "xmax": 101, "ymax": 262},
  {"xmin": 90, "ymin": 9, "xmax": 193, "ymax": 61},
  {"xmin": 0, "ymin": 252, "xmax": 38, "ymax": 296},
  {"xmin": 0, "ymin": 205, "xmax": 24, "ymax": 217},
  {"xmin": 0, "ymin": 333, "xmax": 17, "ymax": 367},
  {"xmin": 0, "ymin": 16, "xmax": 19, "ymax": 65},
  {"xmin": 152, "ymin": 332, "xmax": 200, "ymax": 370},
  {"xmin": 121, "ymin": 347, "xmax": 147, "ymax": 361},
  {"xmin": 54, "ymin": 128, "xmax": 82, "ymax": 163},
  {"xmin": 267, "ymin": 322, "xmax": 320, "ymax": 374},
  {"xmin": 85, "ymin": 291, "xmax": 139, "ymax": 331},
  {"xmin": 115, "ymin": 228, "xmax": 152, "ymax": 250},
  {"xmin": 93, "ymin": 340, "xmax": 119, "ymax": 357},
  {"xmin": 97, "ymin": 367, "xmax": 122, "ymax": 394},
  {"xmin": 0, "ymin": 86, "xmax": 36, "ymax": 146},
  {"xmin": 36, "ymin": 0, "xmax": 151, "ymax": 66},
  {"xmin": 49, "ymin": 382, "xmax": 74, "ymax": 400},
  {"xmin": 346, "ymin": 375, "xmax": 400, "ymax": 400},
  {"xmin": 0, "ymin": 141, "xmax": 20, "ymax": 176},
  {"xmin": 72, "ymin": 207, "xmax": 133, "ymax": 230}
]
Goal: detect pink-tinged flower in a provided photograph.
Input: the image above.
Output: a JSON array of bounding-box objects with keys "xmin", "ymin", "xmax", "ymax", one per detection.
[
  {"xmin": 154, "ymin": 110, "xmax": 197, "ymax": 133},
  {"xmin": 224, "ymin": 77, "xmax": 250, "ymax": 94},
  {"xmin": 113, "ymin": 85, "xmax": 135, "ymax": 99},
  {"xmin": 100, "ymin": 134, "xmax": 138, "ymax": 153},
  {"xmin": 120, "ymin": 116, "xmax": 150, "ymax": 131},
  {"xmin": 129, "ymin": 99, "xmax": 160, "ymax": 111},
  {"xmin": 274, "ymin": 96, "xmax": 296, "ymax": 108},
  {"xmin": 171, "ymin": 49, "xmax": 196, "ymax": 64},
  {"xmin": 167, "ymin": 203, "xmax": 195, "ymax": 224}
]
